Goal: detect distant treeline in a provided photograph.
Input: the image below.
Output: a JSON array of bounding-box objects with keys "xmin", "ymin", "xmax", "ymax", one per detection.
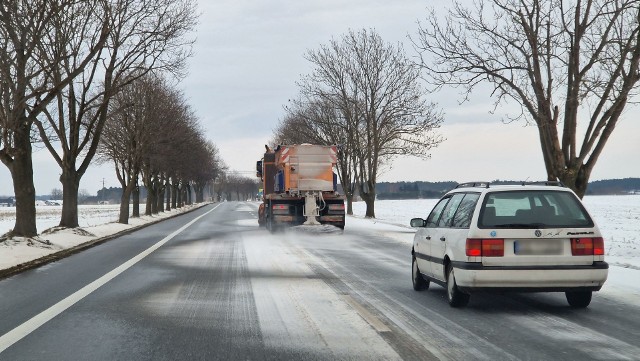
[
  {"xmin": 376, "ymin": 181, "xmax": 457, "ymax": 200},
  {"xmin": 585, "ymin": 178, "xmax": 640, "ymax": 195},
  {"xmin": 375, "ymin": 178, "xmax": 640, "ymax": 200}
]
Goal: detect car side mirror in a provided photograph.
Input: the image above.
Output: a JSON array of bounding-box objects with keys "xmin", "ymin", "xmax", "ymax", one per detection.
[{"xmin": 410, "ymin": 218, "xmax": 426, "ymax": 227}]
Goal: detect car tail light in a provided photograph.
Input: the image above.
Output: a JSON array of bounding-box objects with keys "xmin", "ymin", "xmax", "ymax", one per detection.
[
  {"xmin": 571, "ymin": 237, "xmax": 604, "ymax": 256},
  {"xmin": 272, "ymin": 204, "xmax": 289, "ymax": 214},
  {"xmin": 466, "ymin": 239, "xmax": 504, "ymax": 257},
  {"xmin": 593, "ymin": 237, "xmax": 605, "ymax": 256},
  {"xmin": 466, "ymin": 239, "xmax": 482, "ymax": 256}
]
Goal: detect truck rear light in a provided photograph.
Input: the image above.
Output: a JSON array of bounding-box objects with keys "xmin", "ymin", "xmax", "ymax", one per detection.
[
  {"xmin": 272, "ymin": 204, "xmax": 289, "ymax": 214},
  {"xmin": 328, "ymin": 203, "xmax": 345, "ymax": 213},
  {"xmin": 571, "ymin": 237, "xmax": 604, "ymax": 256},
  {"xmin": 466, "ymin": 239, "xmax": 504, "ymax": 257}
]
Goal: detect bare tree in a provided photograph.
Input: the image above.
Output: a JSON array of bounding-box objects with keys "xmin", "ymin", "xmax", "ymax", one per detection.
[
  {"xmin": 414, "ymin": 0, "xmax": 640, "ymax": 198},
  {"xmin": 295, "ymin": 29, "xmax": 443, "ymax": 217},
  {"xmin": 33, "ymin": 0, "xmax": 197, "ymax": 229},
  {"xmin": 98, "ymin": 77, "xmax": 152, "ymax": 224},
  {"xmin": 0, "ymin": 0, "xmax": 109, "ymax": 237}
]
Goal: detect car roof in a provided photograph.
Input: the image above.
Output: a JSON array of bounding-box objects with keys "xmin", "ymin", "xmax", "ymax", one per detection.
[{"xmin": 448, "ymin": 182, "xmax": 574, "ymax": 194}]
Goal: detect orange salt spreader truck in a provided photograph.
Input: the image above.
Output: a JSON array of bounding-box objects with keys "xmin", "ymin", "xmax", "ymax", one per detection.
[{"xmin": 256, "ymin": 144, "xmax": 346, "ymax": 231}]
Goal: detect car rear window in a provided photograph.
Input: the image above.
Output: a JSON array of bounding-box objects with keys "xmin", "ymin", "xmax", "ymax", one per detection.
[{"xmin": 478, "ymin": 190, "xmax": 594, "ymax": 229}]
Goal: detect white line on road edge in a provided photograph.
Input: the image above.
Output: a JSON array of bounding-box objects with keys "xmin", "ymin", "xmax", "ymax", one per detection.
[{"xmin": 0, "ymin": 204, "xmax": 221, "ymax": 354}]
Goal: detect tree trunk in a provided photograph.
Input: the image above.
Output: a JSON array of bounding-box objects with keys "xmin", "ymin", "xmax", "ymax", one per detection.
[
  {"xmin": 172, "ymin": 177, "xmax": 178, "ymax": 209},
  {"xmin": 9, "ymin": 124, "xmax": 38, "ymax": 237},
  {"xmin": 157, "ymin": 184, "xmax": 165, "ymax": 212},
  {"xmin": 132, "ymin": 184, "xmax": 140, "ymax": 217},
  {"xmin": 165, "ymin": 179, "xmax": 171, "ymax": 211},
  {"xmin": 145, "ymin": 184, "xmax": 154, "ymax": 215},
  {"xmin": 118, "ymin": 183, "xmax": 135, "ymax": 224},
  {"xmin": 360, "ymin": 180, "xmax": 376, "ymax": 218},
  {"xmin": 195, "ymin": 183, "xmax": 204, "ymax": 203},
  {"xmin": 361, "ymin": 193, "xmax": 375, "ymax": 218},
  {"xmin": 151, "ymin": 185, "xmax": 157, "ymax": 214},
  {"xmin": 59, "ymin": 170, "xmax": 80, "ymax": 228},
  {"xmin": 558, "ymin": 166, "xmax": 590, "ymax": 199},
  {"xmin": 345, "ymin": 194, "xmax": 354, "ymax": 215}
]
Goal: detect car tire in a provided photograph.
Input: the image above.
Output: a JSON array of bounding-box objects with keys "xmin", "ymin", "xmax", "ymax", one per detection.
[
  {"xmin": 446, "ymin": 263, "xmax": 470, "ymax": 308},
  {"xmin": 412, "ymin": 256, "xmax": 429, "ymax": 291},
  {"xmin": 565, "ymin": 290, "xmax": 592, "ymax": 308}
]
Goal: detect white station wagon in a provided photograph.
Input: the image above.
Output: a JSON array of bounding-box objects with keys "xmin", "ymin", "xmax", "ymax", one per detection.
[{"xmin": 410, "ymin": 182, "xmax": 608, "ymax": 308}]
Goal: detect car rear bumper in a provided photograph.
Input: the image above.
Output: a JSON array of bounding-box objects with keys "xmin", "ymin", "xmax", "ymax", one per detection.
[{"xmin": 452, "ymin": 261, "xmax": 608, "ymax": 291}]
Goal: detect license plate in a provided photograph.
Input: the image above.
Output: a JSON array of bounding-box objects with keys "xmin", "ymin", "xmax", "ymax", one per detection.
[{"xmin": 514, "ymin": 240, "xmax": 564, "ymax": 255}]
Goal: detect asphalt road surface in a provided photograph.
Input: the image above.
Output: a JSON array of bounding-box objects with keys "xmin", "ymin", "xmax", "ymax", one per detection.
[{"xmin": 1, "ymin": 202, "xmax": 639, "ymax": 360}]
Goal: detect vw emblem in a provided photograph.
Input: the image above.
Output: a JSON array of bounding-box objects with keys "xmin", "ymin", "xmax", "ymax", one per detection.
[{"xmin": 534, "ymin": 230, "xmax": 542, "ymax": 237}]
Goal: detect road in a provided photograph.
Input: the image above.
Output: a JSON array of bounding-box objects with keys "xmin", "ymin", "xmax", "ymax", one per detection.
[{"xmin": 1, "ymin": 202, "xmax": 639, "ymax": 360}]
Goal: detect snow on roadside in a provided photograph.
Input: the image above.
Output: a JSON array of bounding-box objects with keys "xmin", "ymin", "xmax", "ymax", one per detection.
[{"xmin": 0, "ymin": 204, "xmax": 203, "ymax": 271}]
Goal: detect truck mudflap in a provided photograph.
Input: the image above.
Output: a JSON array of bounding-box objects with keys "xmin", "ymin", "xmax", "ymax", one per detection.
[
  {"xmin": 319, "ymin": 215, "xmax": 345, "ymax": 229},
  {"xmin": 258, "ymin": 203, "xmax": 266, "ymax": 227},
  {"xmin": 319, "ymin": 215, "xmax": 345, "ymax": 222}
]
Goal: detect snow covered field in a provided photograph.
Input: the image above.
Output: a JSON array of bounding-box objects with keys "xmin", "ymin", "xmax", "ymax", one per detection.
[
  {"xmin": 1, "ymin": 196, "xmax": 638, "ymax": 299},
  {"xmin": 0, "ymin": 204, "xmax": 124, "ymax": 235}
]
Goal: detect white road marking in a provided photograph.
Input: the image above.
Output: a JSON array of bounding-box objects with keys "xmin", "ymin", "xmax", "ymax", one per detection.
[{"xmin": 0, "ymin": 204, "xmax": 221, "ymax": 353}]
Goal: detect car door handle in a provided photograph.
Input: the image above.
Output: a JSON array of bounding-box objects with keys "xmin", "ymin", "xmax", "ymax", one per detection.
[
  {"xmin": 426, "ymin": 236, "xmax": 431, "ymax": 240},
  {"xmin": 440, "ymin": 237, "xmax": 446, "ymax": 242}
]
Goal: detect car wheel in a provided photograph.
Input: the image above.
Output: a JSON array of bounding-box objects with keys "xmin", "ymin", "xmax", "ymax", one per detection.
[
  {"xmin": 446, "ymin": 263, "xmax": 470, "ymax": 307},
  {"xmin": 412, "ymin": 256, "xmax": 429, "ymax": 291},
  {"xmin": 565, "ymin": 290, "xmax": 592, "ymax": 308}
]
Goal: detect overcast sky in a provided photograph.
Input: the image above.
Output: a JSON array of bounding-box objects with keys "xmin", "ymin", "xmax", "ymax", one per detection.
[{"xmin": 1, "ymin": 0, "xmax": 639, "ymax": 197}]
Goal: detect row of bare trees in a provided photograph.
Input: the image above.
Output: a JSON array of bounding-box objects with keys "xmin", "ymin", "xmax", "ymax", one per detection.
[
  {"xmin": 0, "ymin": 0, "xmax": 199, "ymax": 237},
  {"xmin": 274, "ymin": 29, "xmax": 444, "ymax": 218},
  {"xmin": 98, "ymin": 74, "xmax": 224, "ymax": 224},
  {"xmin": 213, "ymin": 173, "xmax": 259, "ymax": 202}
]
